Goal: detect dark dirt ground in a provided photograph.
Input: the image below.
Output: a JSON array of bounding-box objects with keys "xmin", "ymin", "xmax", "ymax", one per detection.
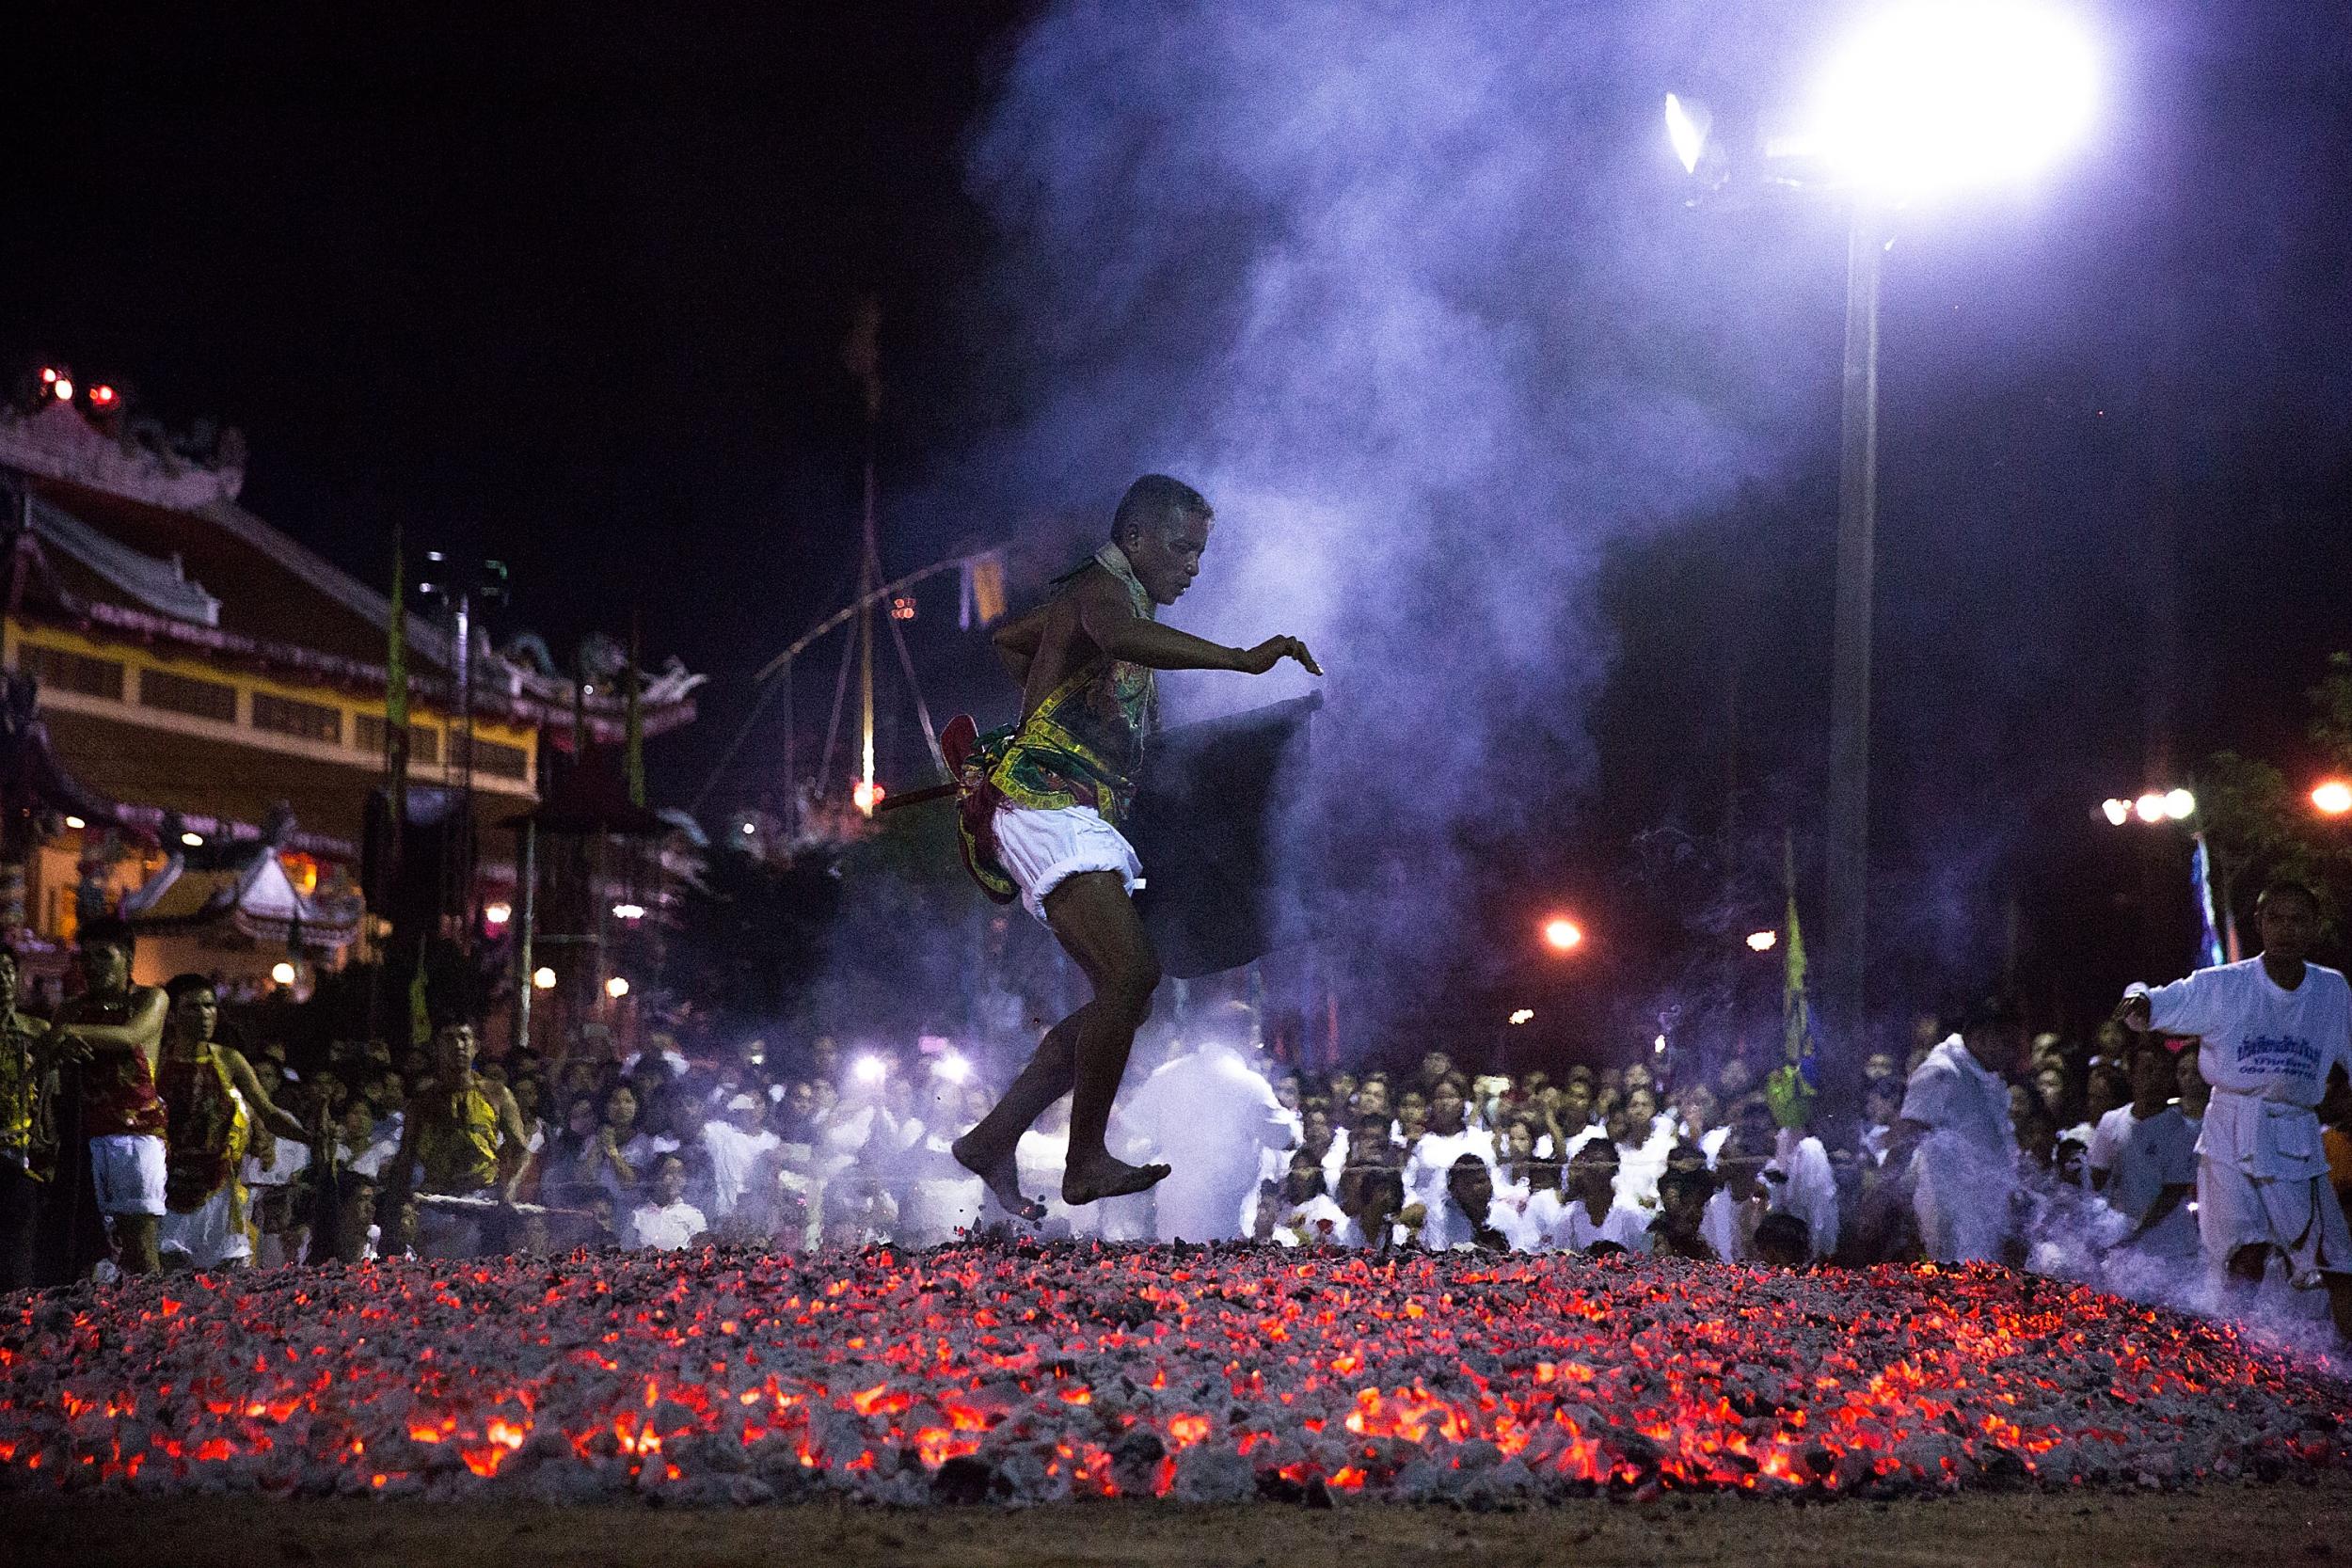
[{"xmin": 15, "ymin": 1475, "xmax": 2351, "ymax": 1568}]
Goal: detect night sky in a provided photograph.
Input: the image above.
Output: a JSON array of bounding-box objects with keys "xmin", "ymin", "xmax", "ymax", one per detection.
[{"xmin": 8, "ymin": 2, "xmax": 2351, "ymax": 1040}]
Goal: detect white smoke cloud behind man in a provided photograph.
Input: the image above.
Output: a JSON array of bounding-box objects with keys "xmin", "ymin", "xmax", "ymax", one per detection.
[{"xmin": 957, "ymin": 3, "xmax": 1844, "ymax": 1014}]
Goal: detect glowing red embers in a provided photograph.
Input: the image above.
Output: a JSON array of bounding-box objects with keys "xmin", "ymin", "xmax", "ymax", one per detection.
[{"xmin": 0, "ymin": 1243, "xmax": 2341, "ymax": 1506}]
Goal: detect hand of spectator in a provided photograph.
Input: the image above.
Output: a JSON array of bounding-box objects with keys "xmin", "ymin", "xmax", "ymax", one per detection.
[{"xmin": 2109, "ymin": 991, "xmax": 2151, "ymax": 1033}]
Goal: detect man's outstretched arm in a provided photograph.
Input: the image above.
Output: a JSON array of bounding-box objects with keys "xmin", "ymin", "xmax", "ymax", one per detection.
[{"xmin": 1076, "ymin": 578, "xmax": 1320, "ymax": 675}]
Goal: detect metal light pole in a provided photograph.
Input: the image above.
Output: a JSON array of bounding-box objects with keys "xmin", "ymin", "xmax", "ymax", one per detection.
[{"xmin": 1822, "ymin": 204, "xmax": 1882, "ymax": 1054}]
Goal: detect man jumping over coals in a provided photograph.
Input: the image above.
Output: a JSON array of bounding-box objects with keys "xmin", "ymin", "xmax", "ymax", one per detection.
[{"xmin": 945, "ymin": 475, "xmax": 1320, "ymax": 1217}]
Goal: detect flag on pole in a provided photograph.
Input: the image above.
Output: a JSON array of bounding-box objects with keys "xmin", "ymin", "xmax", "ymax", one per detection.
[
  {"xmin": 2191, "ymin": 833, "xmax": 2226, "ymax": 971},
  {"xmin": 1770, "ymin": 832, "xmax": 1821, "ymax": 1129}
]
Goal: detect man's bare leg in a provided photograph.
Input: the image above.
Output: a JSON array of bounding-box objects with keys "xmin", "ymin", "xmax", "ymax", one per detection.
[
  {"xmin": 952, "ymin": 1015, "xmax": 1082, "ymax": 1222},
  {"xmin": 115, "ymin": 1214, "xmax": 161, "ymax": 1275},
  {"xmin": 2326, "ymin": 1274, "xmax": 2352, "ymax": 1347},
  {"xmin": 1039, "ymin": 871, "xmax": 1170, "ymax": 1205}
]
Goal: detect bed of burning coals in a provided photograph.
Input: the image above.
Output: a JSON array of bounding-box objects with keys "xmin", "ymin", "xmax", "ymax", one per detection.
[{"xmin": 0, "ymin": 1241, "xmax": 2343, "ymax": 1506}]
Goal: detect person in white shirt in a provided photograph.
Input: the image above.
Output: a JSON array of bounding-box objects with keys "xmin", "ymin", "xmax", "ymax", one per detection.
[
  {"xmin": 1260, "ymin": 1070, "xmax": 1306, "ymax": 1187},
  {"xmin": 1549, "ymin": 1141, "xmax": 1653, "ymax": 1254},
  {"xmin": 1701, "ymin": 1119, "xmax": 1772, "ymax": 1262},
  {"xmin": 621, "ymin": 1037, "xmax": 693, "ymax": 1081},
  {"xmin": 628, "ymin": 1154, "xmax": 708, "ymax": 1251},
  {"xmin": 1609, "ymin": 1090, "xmax": 1676, "ymax": 1212},
  {"xmin": 1899, "ymin": 1021, "xmax": 2018, "ymax": 1263},
  {"xmin": 1858, "ymin": 1083, "xmax": 1901, "ymax": 1168},
  {"xmin": 699, "ymin": 1093, "xmax": 783, "ymax": 1227},
  {"xmin": 2086, "ymin": 1041, "xmax": 2200, "ymax": 1265},
  {"xmin": 2119, "ymin": 879, "xmax": 2352, "ymax": 1342},
  {"xmin": 1419, "ymin": 1152, "xmax": 1527, "ymax": 1252},
  {"xmin": 1730, "ymin": 1096, "xmax": 1840, "ymax": 1261},
  {"xmin": 1402, "ymin": 1081, "xmax": 1498, "ymax": 1226},
  {"xmin": 1117, "ymin": 1035, "xmax": 1294, "ymax": 1242},
  {"xmin": 2175, "ymin": 1049, "xmax": 2209, "ymax": 1133},
  {"xmin": 1265, "ymin": 1148, "xmax": 1353, "ymax": 1247}
]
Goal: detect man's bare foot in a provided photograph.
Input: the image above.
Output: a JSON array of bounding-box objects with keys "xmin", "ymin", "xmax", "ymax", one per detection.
[
  {"xmin": 1061, "ymin": 1155, "xmax": 1171, "ymax": 1206},
  {"xmin": 952, "ymin": 1135, "xmax": 1046, "ymax": 1223}
]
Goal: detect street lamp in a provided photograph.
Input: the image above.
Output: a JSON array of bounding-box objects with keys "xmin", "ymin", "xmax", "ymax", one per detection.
[
  {"xmin": 1541, "ymin": 916, "xmax": 1583, "ymax": 953},
  {"xmin": 2314, "ymin": 781, "xmax": 2352, "ymax": 817},
  {"xmin": 1665, "ymin": 1, "xmax": 2098, "ymax": 1053},
  {"xmin": 2101, "ymin": 785, "xmax": 2230, "ymax": 965}
]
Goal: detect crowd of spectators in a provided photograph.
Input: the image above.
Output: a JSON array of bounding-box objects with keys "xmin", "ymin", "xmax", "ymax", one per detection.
[{"xmin": 6, "ymin": 934, "xmax": 2348, "ymax": 1341}]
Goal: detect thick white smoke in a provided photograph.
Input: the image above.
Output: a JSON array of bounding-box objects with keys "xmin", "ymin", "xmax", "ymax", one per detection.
[{"xmin": 954, "ymin": 3, "xmax": 1851, "ymax": 1022}]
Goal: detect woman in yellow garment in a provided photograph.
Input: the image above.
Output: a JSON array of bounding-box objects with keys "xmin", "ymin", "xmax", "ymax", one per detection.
[{"xmin": 393, "ymin": 1022, "xmax": 533, "ymax": 1258}]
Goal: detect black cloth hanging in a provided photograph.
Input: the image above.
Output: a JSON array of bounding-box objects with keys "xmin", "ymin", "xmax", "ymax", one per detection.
[{"xmin": 1128, "ymin": 692, "xmax": 1321, "ymax": 979}]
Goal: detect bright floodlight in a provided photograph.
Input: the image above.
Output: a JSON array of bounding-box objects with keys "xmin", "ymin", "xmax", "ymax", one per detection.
[
  {"xmin": 852, "ymin": 1054, "xmax": 888, "ymax": 1085},
  {"xmin": 2133, "ymin": 792, "xmax": 2167, "ymax": 825},
  {"xmin": 2162, "ymin": 788, "xmax": 2195, "ymax": 821},
  {"xmin": 605, "ymin": 975, "xmax": 630, "ymax": 1000},
  {"xmin": 1508, "ymin": 1008, "xmax": 1534, "ymax": 1026},
  {"xmin": 271, "ymin": 961, "xmax": 297, "ymax": 986},
  {"xmin": 2100, "ymin": 798, "xmax": 2131, "ymax": 827},
  {"xmin": 532, "ymin": 966, "xmax": 557, "ymax": 990},
  {"xmin": 1542, "ymin": 916, "xmax": 1583, "ymax": 952},
  {"xmin": 1664, "ymin": 92, "xmax": 1712, "ymax": 175},
  {"xmin": 934, "ymin": 1052, "xmax": 974, "ymax": 1085},
  {"xmin": 1809, "ymin": 1, "xmax": 2098, "ymax": 194},
  {"xmin": 2315, "ymin": 780, "xmax": 2352, "ymax": 816},
  {"xmin": 1746, "ymin": 929, "xmax": 1778, "ymax": 952}
]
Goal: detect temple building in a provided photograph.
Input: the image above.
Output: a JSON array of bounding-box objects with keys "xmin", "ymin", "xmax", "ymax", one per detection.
[{"xmin": 0, "ymin": 374, "xmax": 700, "ymax": 1007}]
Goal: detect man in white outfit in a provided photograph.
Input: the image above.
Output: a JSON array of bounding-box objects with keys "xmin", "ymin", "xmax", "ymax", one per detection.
[
  {"xmin": 1898, "ymin": 1015, "xmax": 2018, "ymax": 1263},
  {"xmin": 2118, "ymin": 879, "xmax": 2352, "ymax": 1342},
  {"xmin": 1118, "ymin": 1033, "xmax": 1294, "ymax": 1242}
]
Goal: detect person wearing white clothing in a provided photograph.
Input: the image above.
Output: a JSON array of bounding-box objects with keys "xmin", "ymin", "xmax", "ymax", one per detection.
[
  {"xmin": 699, "ymin": 1095, "xmax": 782, "ymax": 1225},
  {"xmin": 1549, "ymin": 1141, "xmax": 1653, "ymax": 1254},
  {"xmin": 1401, "ymin": 1081, "xmax": 1498, "ymax": 1224},
  {"xmin": 1899, "ymin": 1024, "xmax": 2017, "ymax": 1263},
  {"xmin": 1262, "ymin": 1148, "xmax": 1351, "ymax": 1247},
  {"xmin": 2119, "ymin": 879, "xmax": 2352, "ymax": 1341},
  {"xmin": 1724, "ymin": 1097, "xmax": 1839, "ymax": 1260},
  {"xmin": 2087, "ymin": 1044, "xmax": 2201, "ymax": 1264},
  {"xmin": 1420, "ymin": 1154, "xmax": 1528, "ymax": 1252},
  {"xmin": 620, "ymin": 1040, "xmax": 692, "ymax": 1080},
  {"xmin": 1118, "ymin": 1035, "xmax": 1294, "ymax": 1242},
  {"xmin": 628, "ymin": 1155, "xmax": 708, "ymax": 1250},
  {"xmin": 1608, "ymin": 1091, "xmax": 1675, "ymax": 1212}
]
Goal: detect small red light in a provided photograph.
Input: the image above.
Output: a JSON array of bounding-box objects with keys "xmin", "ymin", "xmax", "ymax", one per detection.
[{"xmin": 90, "ymin": 385, "xmax": 117, "ymax": 406}]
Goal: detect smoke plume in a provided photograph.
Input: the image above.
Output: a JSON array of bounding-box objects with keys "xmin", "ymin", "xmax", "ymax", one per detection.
[{"xmin": 954, "ymin": 2, "xmax": 1845, "ymax": 1025}]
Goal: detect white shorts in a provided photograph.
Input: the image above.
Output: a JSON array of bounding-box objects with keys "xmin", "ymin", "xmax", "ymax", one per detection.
[
  {"xmin": 992, "ymin": 804, "xmax": 1142, "ymax": 924},
  {"xmin": 2198, "ymin": 1157, "xmax": 2352, "ymax": 1280},
  {"xmin": 160, "ymin": 1181, "xmax": 253, "ymax": 1267},
  {"xmin": 90, "ymin": 1133, "xmax": 167, "ymax": 1217}
]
